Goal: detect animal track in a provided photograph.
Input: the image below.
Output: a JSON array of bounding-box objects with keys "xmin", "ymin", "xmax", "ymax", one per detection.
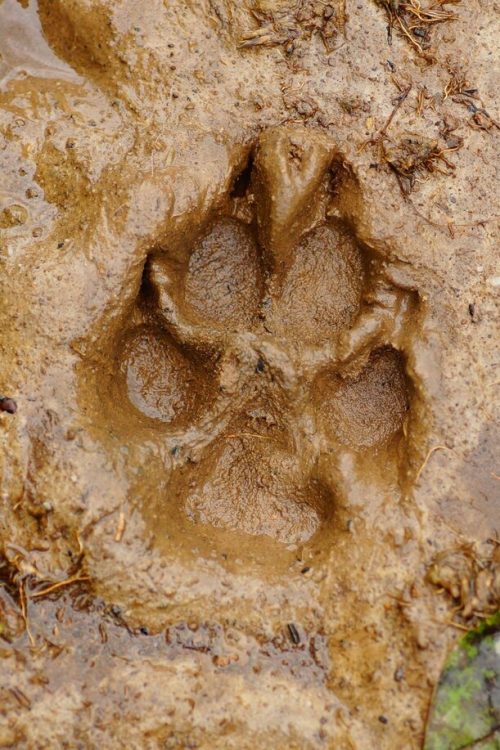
[{"xmin": 99, "ymin": 126, "xmax": 415, "ymax": 548}]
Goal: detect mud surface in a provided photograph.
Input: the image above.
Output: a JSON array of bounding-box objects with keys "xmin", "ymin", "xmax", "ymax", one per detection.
[{"xmin": 0, "ymin": 0, "xmax": 499, "ymax": 748}]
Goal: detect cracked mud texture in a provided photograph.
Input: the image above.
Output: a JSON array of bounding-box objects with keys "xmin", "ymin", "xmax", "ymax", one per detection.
[{"xmin": 0, "ymin": 0, "xmax": 498, "ymax": 748}]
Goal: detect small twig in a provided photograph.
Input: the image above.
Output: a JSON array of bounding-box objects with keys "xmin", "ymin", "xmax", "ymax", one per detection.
[
  {"xmin": 19, "ymin": 579, "xmax": 35, "ymax": 647},
  {"xmin": 406, "ymin": 198, "xmax": 496, "ymax": 234},
  {"xmin": 416, "ymin": 445, "xmax": 448, "ymax": 482},
  {"xmin": 465, "ymin": 727, "xmax": 500, "ymax": 750},
  {"xmin": 386, "ymin": 593, "xmax": 412, "ymax": 606},
  {"xmin": 359, "ymin": 84, "xmax": 412, "ymax": 152},
  {"xmin": 30, "ymin": 575, "xmax": 90, "ymax": 599},
  {"xmin": 379, "ymin": 84, "xmax": 413, "ymax": 139},
  {"xmin": 395, "ymin": 14, "xmax": 426, "ymax": 57},
  {"xmin": 415, "ymin": 87, "xmax": 425, "ymax": 115},
  {"xmin": 112, "ymin": 203, "xmax": 127, "ymax": 217},
  {"xmin": 443, "ymin": 619, "xmax": 470, "ymax": 632},
  {"xmin": 9, "ymin": 687, "xmax": 31, "ymax": 710},
  {"xmin": 225, "ymin": 432, "xmax": 272, "ymax": 441},
  {"xmin": 431, "ymin": 617, "xmax": 470, "ymax": 632},
  {"xmin": 114, "ymin": 511, "xmax": 126, "ymax": 543}
]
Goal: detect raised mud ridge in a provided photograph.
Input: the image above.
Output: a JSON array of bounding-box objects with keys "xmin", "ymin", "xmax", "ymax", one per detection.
[{"xmin": 87, "ymin": 126, "xmax": 418, "ymax": 548}]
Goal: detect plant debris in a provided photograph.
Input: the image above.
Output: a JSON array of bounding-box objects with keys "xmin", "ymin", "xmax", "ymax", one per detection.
[
  {"xmin": 443, "ymin": 64, "xmax": 474, "ymax": 101},
  {"xmin": 383, "ymin": 131, "xmax": 462, "ymax": 194},
  {"xmin": 239, "ymin": 1, "xmax": 345, "ymax": 54},
  {"xmin": 427, "ymin": 544, "xmax": 500, "ymax": 623},
  {"xmin": 287, "ymin": 622, "xmax": 301, "ymax": 644},
  {"xmin": 359, "ymin": 84, "xmax": 412, "ymax": 153},
  {"xmin": 444, "ymin": 65, "xmax": 500, "ymax": 132},
  {"xmin": 424, "ymin": 612, "xmax": 500, "ymax": 750},
  {"xmin": 0, "ymin": 545, "xmax": 91, "ymax": 648},
  {"xmin": 377, "ymin": 0, "xmax": 461, "ymax": 61}
]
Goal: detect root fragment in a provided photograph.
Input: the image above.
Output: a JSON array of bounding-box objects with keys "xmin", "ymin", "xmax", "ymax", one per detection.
[
  {"xmin": 30, "ymin": 575, "xmax": 91, "ymax": 599},
  {"xmin": 415, "ymin": 444, "xmax": 448, "ymax": 482},
  {"xmin": 377, "ymin": 0, "xmax": 460, "ymax": 61}
]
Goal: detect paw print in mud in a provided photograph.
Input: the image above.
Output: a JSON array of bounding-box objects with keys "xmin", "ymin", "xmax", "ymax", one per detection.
[{"xmin": 106, "ymin": 127, "xmax": 414, "ymax": 547}]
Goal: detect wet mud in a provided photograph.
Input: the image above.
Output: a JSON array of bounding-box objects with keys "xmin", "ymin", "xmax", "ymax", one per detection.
[{"xmin": 0, "ymin": 0, "xmax": 498, "ymax": 748}]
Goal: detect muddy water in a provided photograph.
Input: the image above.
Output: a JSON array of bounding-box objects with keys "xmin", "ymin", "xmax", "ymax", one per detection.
[
  {"xmin": 0, "ymin": 0, "xmax": 498, "ymax": 748},
  {"xmin": 0, "ymin": 0, "xmax": 80, "ymax": 87}
]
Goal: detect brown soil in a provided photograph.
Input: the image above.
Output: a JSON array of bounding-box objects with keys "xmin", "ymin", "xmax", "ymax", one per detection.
[{"xmin": 0, "ymin": 1, "xmax": 498, "ymax": 748}]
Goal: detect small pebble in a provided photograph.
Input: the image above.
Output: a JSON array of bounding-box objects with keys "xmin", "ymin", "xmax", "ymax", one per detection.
[
  {"xmin": 394, "ymin": 666, "xmax": 405, "ymax": 682},
  {"xmin": 287, "ymin": 623, "xmax": 301, "ymax": 644},
  {"xmin": 0, "ymin": 397, "xmax": 17, "ymax": 414}
]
